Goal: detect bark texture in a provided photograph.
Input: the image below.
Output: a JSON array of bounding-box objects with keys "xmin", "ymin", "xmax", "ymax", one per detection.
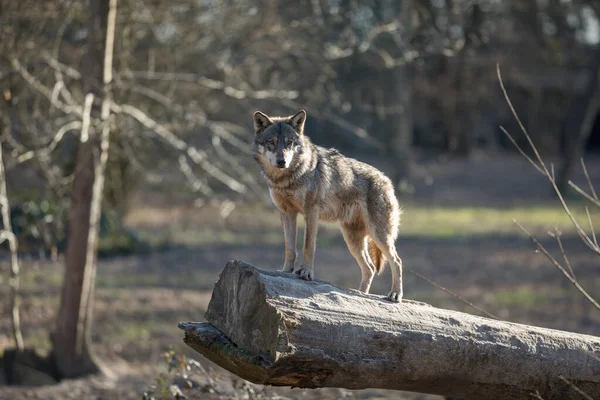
[
  {"xmin": 53, "ymin": 0, "xmax": 116, "ymax": 378},
  {"xmin": 180, "ymin": 260, "xmax": 600, "ymax": 400},
  {"xmin": 557, "ymin": 47, "xmax": 600, "ymax": 192}
]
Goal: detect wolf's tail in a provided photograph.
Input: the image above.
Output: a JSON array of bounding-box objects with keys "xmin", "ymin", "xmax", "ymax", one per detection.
[{"xmin": 367, "ymin": 237, "xmax": 386, "ymax": 275}]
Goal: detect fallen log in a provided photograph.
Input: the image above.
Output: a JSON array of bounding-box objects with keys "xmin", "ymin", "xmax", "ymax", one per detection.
[{"xmin": 179, "ymin": 260, "xmax": 600, "ymax": 399}]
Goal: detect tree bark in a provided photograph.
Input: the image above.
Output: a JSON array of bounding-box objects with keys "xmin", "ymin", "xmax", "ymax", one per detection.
[
  {"xmin": 180, "ymin": 260, "xmax": 600, "ymax": 400},
  {"xmin": 0, "ymin": 140, "xmax": 24, "ymax": 351},
  {"xmin": 52, "ymin": 0, "xmax": 117, "ymax": 378},
  {"xmin": 557, "ymin": 49, "xmax": 600, "ymax": 192},
  {"xmin": 387, "ymin": 0, "xmax": 413, "ymax": 181}
]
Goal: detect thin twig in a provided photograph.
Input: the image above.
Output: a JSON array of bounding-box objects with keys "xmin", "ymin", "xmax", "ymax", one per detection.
[
  {"xmin": 585, "ymin": 206, "xmax": 598, "ymax": 248},
  {"xmin": 125, "ymin": 82, "xmax": 251, "ymax": 155},
  {"xmin": 514, "ymin": 220, "xmax": 600, "ymax": 311},
  {"xmin": 48, "ymin": 14, "xmax": 77, "ymax": 110},
  {"xmin": 529, "ymin": 390, "xmax": 544, "ymax": 400},
  {"xmin": 11, "ymin": 58, "xmax": 83, "ymax": 117},
  {"xmin": 585, "ymin": 350, "xmax": 600, "ymax": 363},
  {"xmin": 16, "ymin": 120, "xmax": 82, "ymax": 164},
  {"xmin": 178, "ymin": 155, "xmax": 213, "ymax": 197},
  {"xmin": 568, "ymin": 181, "xmax": 600, "ymax": 208},
  {"xmin": 122, "ymin": 70, "xmax": 299, "ymax": 100},
  {"xmin": 113, "ymin": 102, "xmax": 247, "ymax": 194},
  {"xmin": 42, "ymin": 53, "xmax": 82, "ymax": 80},
  {"xmin": 278, "ymin": 98, "xmax": 383, "ymax": 148},
  {"xmin": 210, "ymin": 135, "xmax": 262, "ymax": 198},
  {"xmin": 407, "ymin": 268, "xmax": 499, "ymax": 320},
  {"xmin": 119, "ymin": 140, "xmax": 163, "ymax": 184},
  {"xmin": 581, "ymin": 158, "xmax": 599, "ymax": 201},
  {"xmin": 558, "ymin": 375, "xmax": 594, "ymax": 400},
  {"xmin": 497, "ymin": 64, "xmax": 600, "ymax": 256},
  {"xmin": 550, "ymin": 229, "xmax": 576, "ymax": 280}
]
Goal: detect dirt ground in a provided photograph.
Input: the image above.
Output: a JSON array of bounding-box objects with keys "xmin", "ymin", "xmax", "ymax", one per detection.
[{"xmin": 1, "ymin": 152, "xmax": 599, "ymax": 400}]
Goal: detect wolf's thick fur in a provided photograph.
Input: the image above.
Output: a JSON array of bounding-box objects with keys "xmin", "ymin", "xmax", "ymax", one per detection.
[{"xmin": 252, "ymin": 110, "xmax": 403, "ymax": 302}]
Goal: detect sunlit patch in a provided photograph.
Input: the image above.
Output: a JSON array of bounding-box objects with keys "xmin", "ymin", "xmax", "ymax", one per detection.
[{"xmin": 282, "ymin": 148, "xmax": 295, "ymax": 168}]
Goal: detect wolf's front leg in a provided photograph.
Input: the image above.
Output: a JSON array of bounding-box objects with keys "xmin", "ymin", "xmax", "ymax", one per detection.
[
  {"xmin": 297, "ymin": 207, "xmax": 319, "ymax": 281},
  {"xmin": 280, "ymin": 211, "xmax": 297, "ymax": 272}
]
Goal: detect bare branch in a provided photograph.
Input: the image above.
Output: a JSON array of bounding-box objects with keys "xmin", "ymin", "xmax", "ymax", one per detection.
[
  {"xmin": 277, "ymin": 98, "xmax": 383, "ymax": 149},
  {"xmin": 123, "ymin": 82, "xmax": 251, "ymax": 156},
  {"xmin": 581, "ymin": 158, "xmax": 599, "ymax": 202},
  {"xmin": 80, "ymin": 94, "xmax": 95, "ymax": 143},
  {"xmin": 11, "ymin": 58, "xmax": 83, "ymax": 117},
  {"xmin": 122, "ymin": 71, "xmax": 299, "ymax": 100},
  {"xmin": 498, "ymin": 126, "xmax": 545, "ymax": 175},
  {"xmin": 497, "ymin": 64, "xmax": 600, "ymax": 255},
  {"xmin": 16, "ymin": 120, "xmax": 82, "ymax": 164},
  {"xmin": 550, "ymin": 229, "xmax": 576, "ymax": 280},
  {"xmin": 585, "ymin": 206, "xmax": 599, "ymax": 248},
  {"xmin": 113, "ymin": 102, "xmax": 247, "ymax": 194},
  {"xmin": 529, "ymin": 390, "xmax": 545, "ymax": 400},
  {"xmin": 206, "ymin": 123, "xmax": 252, "ymax": 156},
  {"xmin": 42, "ymin": 53, "xmax": 82, "ymax": 80},
  {"xmin": 568, "ymin": 180, "xmax": 600, "ymax": 208},
  {"xmin": 586, "ymin": 350, "xmax": 600, "ymax": 363},
  {"xmin": 120, "ymin": 140, "xmax": 163, "ymax": 184},
  {"xmin": 47, "ymin": 16, "xmax": 78, "ymax": 109},
  {"xmin": 407, "ymin": 268, "xmax": 499, "ymax": 320},
  {"xmin": 514, "ymin": 220, "xmax": 600, "ymax": 311},
  {"xmin": 209, "ymin": 135, "xmax": 263, "ymax": 200},
  {"xmin": 178, "ymin": 155, "xmax": 213, "ymax": 197},
  {"xmin": 558, "ymin": 375, "xmax": 594, "ymax": 400},
  {"xmin": 0, "ymin": 140, "xmax": 24, "ymax": 350}
]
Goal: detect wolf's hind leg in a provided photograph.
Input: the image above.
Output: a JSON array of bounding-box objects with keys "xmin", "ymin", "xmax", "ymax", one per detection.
[
  {"xmin": 280, "ymin": 211, "xmax": 298, "ymax": 272},
  {"xmin": 377, "ymin": 243, "xmax": 403, "ymax": 302},
  {"xmin": 341, "ymin": 222, "xmax": 375, "ymax": 293},
  {"xmin": 369, "ymin": 227, "xmax": 403, "ymax": 302}
]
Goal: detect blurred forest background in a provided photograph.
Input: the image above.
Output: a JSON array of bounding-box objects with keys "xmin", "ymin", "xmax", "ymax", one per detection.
[{"xmin": 1, "ymin": 0, "xmax": 600, "ymax": 399}]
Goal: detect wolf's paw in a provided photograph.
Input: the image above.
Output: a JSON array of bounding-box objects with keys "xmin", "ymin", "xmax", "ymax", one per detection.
[
  {"xmin": 281, "ymin": 264, "xmax": 295, "ymax": 273},
  {"xmin": 295, "ymin": 266, "xmax": 314, "ymax": 281},
  {"xmin": 386, "ymin": 291, "xmax": 402, "ymax": 303}
]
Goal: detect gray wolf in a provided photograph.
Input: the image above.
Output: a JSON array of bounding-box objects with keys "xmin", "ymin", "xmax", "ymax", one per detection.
[{"xmin": 252, "ymin": 110, "xmax": 404, "ymax": 302}]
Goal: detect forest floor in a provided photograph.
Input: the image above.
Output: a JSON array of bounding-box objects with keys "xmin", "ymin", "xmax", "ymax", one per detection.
[{"xmin": 1, "ymin": 152, "xmax": 600, "ymax": 400}]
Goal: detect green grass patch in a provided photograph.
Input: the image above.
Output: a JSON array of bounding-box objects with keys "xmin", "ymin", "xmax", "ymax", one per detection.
[
  {"xmin": 399, "ymin": 205, "xmax": 600, "ymax": 237},
  {"xmin": 493, "ymin": 285, "xmax": 557, "ymax": 308},
  {"xmin": 132, "ymin": 204, "xmax": 600, "ymax": 247}
]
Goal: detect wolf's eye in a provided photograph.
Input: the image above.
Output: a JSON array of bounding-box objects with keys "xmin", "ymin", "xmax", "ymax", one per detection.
[
  {"xmin": 267, "ymin": 139, "xmax": 276, "ymax": 146},
  {"xmin": 285, "ymin": 139, "xmax": 293, "ymax": 146}
]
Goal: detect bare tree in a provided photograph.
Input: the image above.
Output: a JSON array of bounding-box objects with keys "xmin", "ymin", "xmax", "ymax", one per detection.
[
  {"xmin": 52, "ymin": 0, "xmax": 117, "ymax": 378},
  {"xmin": 0, "ymin": 139, "xmax": 24, "ymax": 351},
  {"xmin": 557, "ymin": 46, "xmax": 600, "ymax": 192}
]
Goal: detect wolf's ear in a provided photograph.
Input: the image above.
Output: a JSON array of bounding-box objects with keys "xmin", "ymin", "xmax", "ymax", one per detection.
[
  {"xmin": 253, "ymin": 111, "xmax": 273, "ymax": 133},
  {"xmin": 290, "ymin": 110, "xmax": 307, "ymax": 135}
]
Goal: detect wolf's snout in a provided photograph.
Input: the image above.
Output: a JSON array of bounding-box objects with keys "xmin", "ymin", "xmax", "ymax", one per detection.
[{"xmin": 276, "ymin": 159, "xmax": 287, "ymax": 168}]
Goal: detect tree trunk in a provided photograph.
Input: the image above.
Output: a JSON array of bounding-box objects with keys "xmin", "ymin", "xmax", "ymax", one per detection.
[
  {"xmin": 180, "ymin": 260, "xmax": 600, "ymax": 400},
  {"xmin": 52, "ymin": 0, "xmax": 117, "ymax": 378},
  {"xmin": 557, "ymin": 49, "xmax": 600, "ymax": 192},
  {"xmin": 387, "ymin": 0, "xmax": 413, "ymax": 181},
  {"xmin": 0, "ymin": 140, "xmax": 24, "ymax": 351}
]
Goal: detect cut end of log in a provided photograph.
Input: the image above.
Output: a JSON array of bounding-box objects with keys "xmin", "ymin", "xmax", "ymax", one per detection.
[
  {"xmin": 180, "ymin": 260, "xmax": 600, "ymax": 399},
  {"xmin": 178, "ymin": 322, "xmax": 271, "ymax": 384}
]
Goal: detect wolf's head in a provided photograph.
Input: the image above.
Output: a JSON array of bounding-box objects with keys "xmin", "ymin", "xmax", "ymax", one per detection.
[{"xmin": 252, "ymin": 110, "xmax": 306, "ymax": 169}]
